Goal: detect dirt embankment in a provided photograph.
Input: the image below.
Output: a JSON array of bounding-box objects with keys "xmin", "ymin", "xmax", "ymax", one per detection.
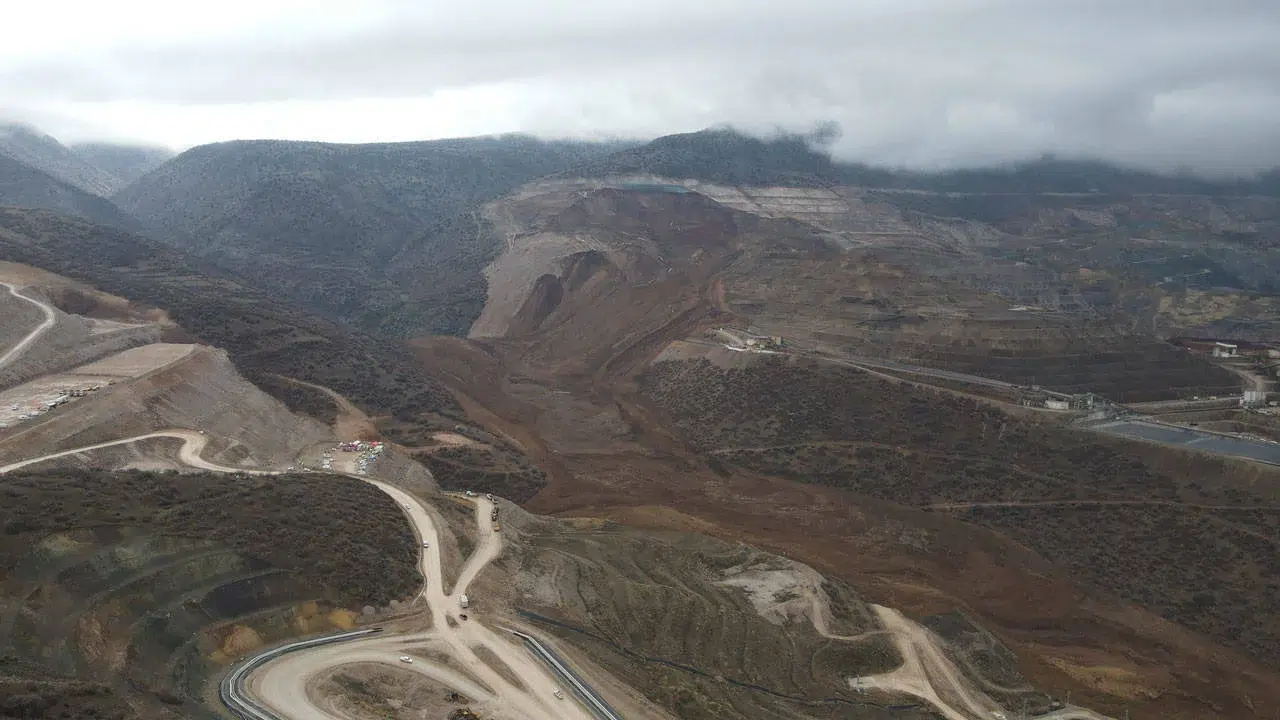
[
  {"xmin": 0, "ymin": 345, "xmax": 332, "ymax": 468},
  {"xmin": 0, "ymin": 292, "xmax": 160, "ymax": 388},
  {"xmin": 508, "ymin": 513, "xmax": 923, "ymax": 720}
]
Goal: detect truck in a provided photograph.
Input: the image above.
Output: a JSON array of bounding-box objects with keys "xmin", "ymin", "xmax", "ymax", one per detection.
[{"xmin": 459, "ymin": 594, "xmax": 469, "ymax": 609}]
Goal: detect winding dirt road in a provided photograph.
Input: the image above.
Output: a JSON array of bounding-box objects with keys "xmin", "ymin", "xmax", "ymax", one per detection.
[
  {"xmin": 0, "ymin": 423, "xmax": 598, "ymax": 718},
  {"xmin": 808, "ymin": 593, "xmax": 1113, "ymax": 720},
  {"xmin": 247, "ymin": 489, "xmax": 595, "ymax": 720},
  {"xmin": 0, "ymin": 282, "xmax": 57, "ymax": 370},
  {"xmin": 0, "ymin": 430, "xmax": 277, "ymax": 475}
]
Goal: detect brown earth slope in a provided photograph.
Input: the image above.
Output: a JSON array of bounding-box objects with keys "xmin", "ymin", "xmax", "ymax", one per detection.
[{"xmin": 410, "ymin": 186, "xmax": 1280, "ymax": 720}]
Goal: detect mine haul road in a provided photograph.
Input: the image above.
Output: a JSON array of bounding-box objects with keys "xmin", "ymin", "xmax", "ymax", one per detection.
[
  {"xmin": 0, "ymin": 282, "xmax": 57, "ymax": 370},
  {"xmin": 0, "ymin": 431, "xmax": 608, "ymax": 719},
  {"xmin": 246, "ymin": 488, "xmax": 598, "ymax": 720},
  {"xmin": 0, "ymin": 430, "xmax": 279, "ymax": 475}
]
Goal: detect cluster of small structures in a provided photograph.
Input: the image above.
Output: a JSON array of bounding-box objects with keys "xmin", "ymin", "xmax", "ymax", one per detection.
[
  {"xmin": 351, "ymin": 441, "xmax": 384, "ymax": 474},
  {"xmin": 0, "ymin": 382, "xmax": 108, "ymax": 429},
  {"xmin": 300, "ymin": 440, "xmax": 386, "ymax": 474},
  {"xmin": 711, "ymin": 326, "xmax": 785, "ymax": 353},
  {"xmin": 1013, "ymin": 387, "xmax": 1103, "ymax": 412}
]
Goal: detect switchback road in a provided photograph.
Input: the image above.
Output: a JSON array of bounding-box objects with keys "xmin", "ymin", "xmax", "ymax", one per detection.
[
  {"xmin": 0, "ymin": 282, "xmax": 57, "ymax": 370},
  {"xmin": 245, "ymin": 489, "xmax": 598, "ymax": 720},
  {"xmin": 0, "ymin": 430, "xmax": 278, "ymax": 475}
]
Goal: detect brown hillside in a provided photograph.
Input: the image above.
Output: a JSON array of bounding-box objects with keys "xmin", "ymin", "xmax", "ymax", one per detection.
[{"xmin": 409, "ymin": 186, "xmax": 1280, "ymax": 719}]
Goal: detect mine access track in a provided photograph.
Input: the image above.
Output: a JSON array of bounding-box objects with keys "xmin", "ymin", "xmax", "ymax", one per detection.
[{"xmin": 220, "ymin": 627, "xmax": 384, "ymax": 720}]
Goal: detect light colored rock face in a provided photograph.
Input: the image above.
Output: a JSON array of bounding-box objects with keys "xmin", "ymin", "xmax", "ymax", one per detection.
[
  {"xmin": 470, "ymin": 229, "xmax": 611, "ymax": 339},
  {"xmin": 715, "ymin": 558, "xmax": 826, "ymax": 627},
  {"xmin": 468, "ymin": 175, "xmax": 877, "ymax": 340}
]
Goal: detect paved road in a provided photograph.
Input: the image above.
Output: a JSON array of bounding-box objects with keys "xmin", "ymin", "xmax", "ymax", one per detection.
[
  {"xmin": 0, "ymin": 430, "xmax": 278, "ymax": 475},
  {"xmin": 0, "ymin": 282, "xmax": 57, "ymax": 370}
]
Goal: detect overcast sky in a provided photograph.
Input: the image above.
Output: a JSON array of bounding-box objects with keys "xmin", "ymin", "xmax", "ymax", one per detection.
[{"xmin": 3, "ymin": 0, "xmax": 1279, "ymax": 173}]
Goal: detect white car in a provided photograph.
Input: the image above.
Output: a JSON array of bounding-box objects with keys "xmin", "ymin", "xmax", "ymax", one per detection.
[
  {"xmin": 465, "ymin": 490, "xmax": 477, "ymax": 497},
  {"xmin": 422, "ymin": 541, "xmax": 430, "ymax": 548},
  {"xmin": 486, "ymin": 493, "xmax": 495, "ymax": 501},
  {"xmin": 399, "ymin": 656, "xmax": 413, "ymax": 664}
]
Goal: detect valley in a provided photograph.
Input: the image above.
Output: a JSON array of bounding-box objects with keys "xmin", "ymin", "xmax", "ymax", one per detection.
[
  {"xmin": 0, "ymin": 127, "xmax": 1277, "ymax": 720},
  {"xmin": 0, "ymin": 251, "xmax": 1119, "ymax": 720}
]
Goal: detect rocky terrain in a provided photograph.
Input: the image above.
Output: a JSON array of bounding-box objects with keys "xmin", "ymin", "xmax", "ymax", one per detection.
[
  {"xmin": 1, "ymin": 126, "xmax": 1279, "ymax": 720},
  {"xmin": 404, "ymin": 163, "xmax": 1280, "ymax": 718}
]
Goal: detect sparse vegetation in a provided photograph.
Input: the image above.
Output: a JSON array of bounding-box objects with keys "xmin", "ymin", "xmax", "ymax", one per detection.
[
  {"xmin": 0, "ymin": 469, "xmax": 418, "ymax": 605},
  {"xmin": 113, "ymin": 136, "xmax": 622, "ymax": 337},
  {"xmin": 0, "ymin": 469, "xmax": 419, "ymax": 719},
  {"xmin": 642, "ymin": 357, "xmax": 1217, "ymax": 504},
  {"xmin": 516, "ymin": 523, "xmax": 909, "ymax": 720},
  {"xmin": 641, "ymin": 355, "xmax": 1280, "ymax": 668},
  {"xmin": 415, "ymin": 445, "xmax": 547, "ymax": 502},
  {"xmin": 0, "ymin": 672, "xmax": 133, "ymax": 720},
  {"xmin": 962, "ymin": 504, "xmax": 1280, "ymax": 667},
  {"xmin": 0, "ymin": 208, "xmax": 463, "ymax": 434}
]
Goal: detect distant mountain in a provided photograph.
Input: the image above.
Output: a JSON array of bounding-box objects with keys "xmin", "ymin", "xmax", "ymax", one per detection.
[
  {"xmin": 71, "ymin": 141, "xmax": 174, "ymax": 187},
  {"xmin": 0, "ymin": 153, "xmax": 141, "ymax": 231},
  {"xmin": 114, "ymin": 134, "xmax": 621, "ymax": 336},
  {"xmin": 0, "ymin": 206, "xmax": 460, "ymax": 433},
  {"xmin": 0, "ymin": 122, "xmax": 124, "ymax": 196},
  {"xmin": 564, "ymin": 128, "xmax": 856, "ymax": 186},
  {"xmin": 569, "ymin": 128, "xmax": 1280, "ymax": 196}
]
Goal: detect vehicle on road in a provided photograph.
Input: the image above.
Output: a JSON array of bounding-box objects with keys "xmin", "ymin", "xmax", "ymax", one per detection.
[
  {"xmin": 459, "ymin": 594, "xmax": 469, "ymax": 609},
  {"xmin": 486, "ymin": 493, "xmax": 495, "ymax": 501},
  {"xmin": 554, "ymin": 689, "xmax": 565, "ymax": 700},
  {"xmin": 399, "ymin": 656, "xmax": 413, "ymax": 664},
  {"xmin": 465, "ymin": 490, "xmax": 476, "ymax": 497},
  {"xmin": 493, "ymin": 523, "xmax": 501, "ymax": 532},
  {"xmin": 422, "ymin": 540, "xmax": 430, "ymax": 548}
]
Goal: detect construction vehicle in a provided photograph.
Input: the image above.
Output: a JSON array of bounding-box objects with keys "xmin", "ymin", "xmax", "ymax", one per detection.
[
  {"xmin": 459, "ymin": 594, "xmax": 469, "ymax": 609},
  {"xmin": 493, "ymin": 523, "xmax": 501, "ymax": 532}
]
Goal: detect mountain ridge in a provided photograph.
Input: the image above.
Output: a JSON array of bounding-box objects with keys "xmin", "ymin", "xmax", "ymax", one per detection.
[{"xmin": 0, "ymin": 122, "xmax": 128, "ymax": 196}]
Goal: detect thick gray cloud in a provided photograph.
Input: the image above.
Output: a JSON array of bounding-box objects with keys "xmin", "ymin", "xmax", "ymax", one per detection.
[{"xmin": 2, "ymin": 0, "xmax": 1278, "ymax": 173}]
